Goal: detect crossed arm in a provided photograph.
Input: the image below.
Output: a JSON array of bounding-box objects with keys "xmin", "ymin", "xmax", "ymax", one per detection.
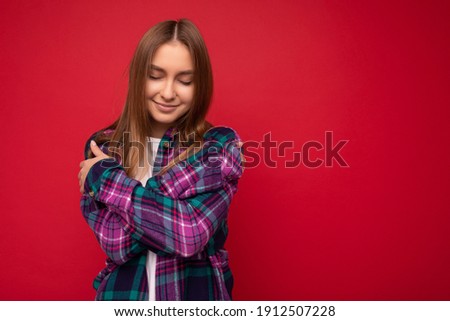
[{"xmin": 79, "ymin": 133, "xmax": 242, "ymax": 265}]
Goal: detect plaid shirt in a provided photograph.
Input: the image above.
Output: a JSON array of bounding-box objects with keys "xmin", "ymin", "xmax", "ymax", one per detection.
[{"xmin": 80, "ymin": 126, "xmax": 243, "ymax": 300}]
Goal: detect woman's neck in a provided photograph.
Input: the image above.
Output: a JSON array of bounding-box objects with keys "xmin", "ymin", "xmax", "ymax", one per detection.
[{"xmin": 149, "ymin": 123, "xmax": 172, "ymax": 139}]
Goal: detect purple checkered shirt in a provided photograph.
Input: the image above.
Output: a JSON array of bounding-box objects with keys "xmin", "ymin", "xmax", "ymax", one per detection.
[{"xmin": 80, "ymin": 126, "xmax": 243, "ymax": 300}]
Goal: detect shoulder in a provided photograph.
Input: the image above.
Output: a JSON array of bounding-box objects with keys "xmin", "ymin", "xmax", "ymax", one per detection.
[
  {"xmin": 203, "ymin": 126, "xmax": 241, "ymax": 143},
  {"xmin": 202, "ymin": 126, "xmax": 244, "ymax": 182}
]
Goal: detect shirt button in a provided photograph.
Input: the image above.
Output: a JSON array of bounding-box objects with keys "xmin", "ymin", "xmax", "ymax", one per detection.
[
  {"xmin": 163, "ymin": 142, "xmax": 170, "ymax": 148},
  {"xmin": 89, "ymin": 191, "xmax": 95, "ymax": 197}
]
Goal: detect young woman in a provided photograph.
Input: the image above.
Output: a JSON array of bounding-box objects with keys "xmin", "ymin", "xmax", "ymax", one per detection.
[{"xmin": 78, "ymin": 19, "xmax": 244, "ymax": 300}]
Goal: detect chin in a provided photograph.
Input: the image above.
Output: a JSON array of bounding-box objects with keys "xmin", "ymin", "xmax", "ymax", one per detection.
[{"xmin": 150, "ymin": 115, "xmax": 176, "ymax": 124}]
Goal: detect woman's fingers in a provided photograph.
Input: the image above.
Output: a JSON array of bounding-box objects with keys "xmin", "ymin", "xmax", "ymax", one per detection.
[
  {"xmin": 79, "ymin": 161, "xmax": 89, "ymax": 194},
  {"xmin": 78, "ymin": 169, "xmax": 84, "ymax": 193},
  {"xmin": 79, "ymin": 144, "xmax": 110, "ymax": 194},
  {"xmin": 90, "ymin": 140, "xmax": 105, "ymax": 157}
]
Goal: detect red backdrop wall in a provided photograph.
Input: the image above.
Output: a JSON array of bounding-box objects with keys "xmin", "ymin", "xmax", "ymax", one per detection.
[{"xmin": 1, "ymin": 1, "xmax": 449, "ymax": 300}]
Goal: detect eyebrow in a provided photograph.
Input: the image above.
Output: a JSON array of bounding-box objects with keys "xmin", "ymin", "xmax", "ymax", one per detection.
[{"xmin": 149, "ymin": 64, "xmax": 194, "ymax": 76}]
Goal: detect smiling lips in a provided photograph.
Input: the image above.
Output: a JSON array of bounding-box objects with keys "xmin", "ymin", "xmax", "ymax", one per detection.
[{"xmin": 153, "ymin": 100, "xmax": 180, "ymax": 112}]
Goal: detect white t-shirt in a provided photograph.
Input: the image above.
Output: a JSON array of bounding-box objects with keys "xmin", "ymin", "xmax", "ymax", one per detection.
[{"xmin": 136, "ymin": 136, "xmax": 161, "ymax": 301}]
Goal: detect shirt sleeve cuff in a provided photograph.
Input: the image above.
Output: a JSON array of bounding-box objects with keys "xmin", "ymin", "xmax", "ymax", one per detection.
[{"xmin": 84, "ymin": 157, "xmax": 122, "ymax": 199}]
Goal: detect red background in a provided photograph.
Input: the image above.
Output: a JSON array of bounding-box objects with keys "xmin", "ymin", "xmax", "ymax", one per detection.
[{"xmin": 1, "ymin": 1, "xmax": 449, "ymax": 300}]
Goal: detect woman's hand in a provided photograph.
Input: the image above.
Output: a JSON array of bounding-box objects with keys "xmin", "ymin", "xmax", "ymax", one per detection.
[{"xmin": 78, "ymin": 140, "xmax": 111, "ymax": 194}]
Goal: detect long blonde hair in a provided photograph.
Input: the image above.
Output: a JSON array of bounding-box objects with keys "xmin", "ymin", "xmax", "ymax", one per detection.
[{"xmin": 90, "ymin": 19, "xmax": 214, "ymax": 177}]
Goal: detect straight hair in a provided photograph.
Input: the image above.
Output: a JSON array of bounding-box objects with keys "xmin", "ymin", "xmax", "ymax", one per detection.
[{"xmin": 89, "ymin": 18, "xmax": 214, "ymax": 178}]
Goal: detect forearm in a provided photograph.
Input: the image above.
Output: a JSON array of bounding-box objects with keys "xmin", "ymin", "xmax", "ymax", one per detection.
[
  {"xmin": 81, "ymin": 126, "xmax": 243, "ymax": 258},
  {"xmin": 84, "ymin": 160, "xmax": 234, "ymax": 257},
  {"xmin": 80, "ymin": 194, "xmax": 147, "ymax": 264}
]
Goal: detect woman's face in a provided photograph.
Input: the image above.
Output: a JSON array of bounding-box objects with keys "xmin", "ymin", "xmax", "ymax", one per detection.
[{"xmin": 145, "ymin": 41, "xmax": 195, "ymax": 137}]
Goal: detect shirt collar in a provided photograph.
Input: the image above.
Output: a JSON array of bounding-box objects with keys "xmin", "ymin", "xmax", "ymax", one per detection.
[{"xmin": 161, "ymin": 127, "xmax": 178, "ymax": 141}]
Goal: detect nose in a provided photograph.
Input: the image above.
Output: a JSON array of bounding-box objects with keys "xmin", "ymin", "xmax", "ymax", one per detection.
[{"xmin": 160, "ymin": 79, "xmax": 176, "ymax": 101}]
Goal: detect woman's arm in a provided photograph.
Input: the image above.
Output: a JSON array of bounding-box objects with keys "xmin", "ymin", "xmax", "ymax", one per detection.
[
  {"xmin": 81, "ymin": 195, "xmax": 148, "ymax": 264},
  {"xmin": 80, "ymin": 132, "xmax": 148, "ymax": 264},
  {"xmin": 82, "ymin": 128, "xmax": 243, "ymax": 258}
]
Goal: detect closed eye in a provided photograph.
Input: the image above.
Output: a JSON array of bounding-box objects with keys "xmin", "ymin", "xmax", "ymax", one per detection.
[{"xmin": 179, "ymin": 80, "xmax": 192, "ymax": 86}]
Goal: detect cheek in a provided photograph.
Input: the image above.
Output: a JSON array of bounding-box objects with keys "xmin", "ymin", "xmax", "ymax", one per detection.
[
  {"xmin": 145, "ymin": 81, "xmax": 158, "ymax": 97},
  {"xmin": 178, "ymin": 86, "xmax": 195, "ymax": 103}
]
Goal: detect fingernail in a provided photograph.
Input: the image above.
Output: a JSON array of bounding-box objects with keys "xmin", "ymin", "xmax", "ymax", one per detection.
[{"xmin": 91, "ymin": 140, "xmax": 97, "ymax": 146}]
